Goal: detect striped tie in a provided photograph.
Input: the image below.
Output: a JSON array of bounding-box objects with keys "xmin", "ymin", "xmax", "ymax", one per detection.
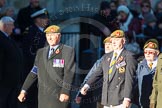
[{"xmin": 108, "ymin": 52, "xmax": 117, "ymax": 74}]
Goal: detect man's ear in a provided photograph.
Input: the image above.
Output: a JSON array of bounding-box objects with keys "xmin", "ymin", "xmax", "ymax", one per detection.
[
  {"xmin": 156, "ymin": 50, "xmax": 160, "ymax": 55},
  {"xmin": 122, "ymin": 38, "xmax": 126, "ymax": 44},
  {"xmin": 3, "ymin": 24, "xmax": 7, "ymax": 31},
  {"xmin": 58, "ymin": 33, "xmax": 61, "ymax": 37}
]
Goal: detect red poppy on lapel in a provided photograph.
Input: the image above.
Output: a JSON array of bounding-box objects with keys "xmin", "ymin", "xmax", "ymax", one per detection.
[
  {"xmin": 55, "ymin": 49, "xmax": 60, "ymax": 54},
  {"xmin": 117, "ymin": 56, "xmax": 124, "ymax": 63}
]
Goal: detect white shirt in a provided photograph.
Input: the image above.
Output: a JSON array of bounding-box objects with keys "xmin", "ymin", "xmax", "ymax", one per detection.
[
  {"xmin": 147, "ymin": 57, "xmax": 158, "ymax": 69},
  {"xmin": 38, "ymin": 26, "xmax": 44, "ymax": 32},
  {"xmin": 112, "ymin": 48, "xmax": 124, "ymax": 60},
  {"xmin": 48, "ymin": 45, "xmax": 59, "ymax": 58}
]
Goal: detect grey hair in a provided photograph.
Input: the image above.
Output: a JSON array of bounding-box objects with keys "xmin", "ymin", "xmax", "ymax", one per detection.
[{"xmin": 0, "ymin": 16, "xmax": 14, "ymax": 26}]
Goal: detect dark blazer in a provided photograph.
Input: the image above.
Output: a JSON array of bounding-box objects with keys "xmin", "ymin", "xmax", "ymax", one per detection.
[
  {"xmin": 22, "ymin": 24, "xmax": 46, "ymax": 78},
  {"xmin": 0, "ymin": 31, "xmax": 24, "ymax": 87},
  {"xmin": 86, "ymin": 49, "xmax": 137, "ymax": 106},
  {"xmin": 16, "ymin": 5, "xmax": 42, "ymax": 32},
  {"xmin": 21, "ymin": 44, "xmax": 75, "ymax": 108}
]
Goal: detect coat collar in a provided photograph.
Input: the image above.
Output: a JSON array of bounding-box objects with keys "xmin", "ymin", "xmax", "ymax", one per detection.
[
  {"xmin": 0, "ymin": 30, "xmax": 9, "ymax": 38},
  {"xmin": 48, "ymin": 43, "xmax": 64, "ymax": 59},
  {"xmin": 140, "ymin": 58, "xmax": 157, "ymax": 72}
]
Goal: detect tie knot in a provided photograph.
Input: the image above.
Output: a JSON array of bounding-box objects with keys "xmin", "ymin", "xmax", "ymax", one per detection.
[
  {"xmin": 149, "ymin": 62, "xmax": 153, "ymax": 69},
  {"xmin": 51, "ymin": 48, "xmax": 54, "ymax": 52},
  {"xmin": 114, "ymin": 52, "xmax": 117, "ymax": 57}
]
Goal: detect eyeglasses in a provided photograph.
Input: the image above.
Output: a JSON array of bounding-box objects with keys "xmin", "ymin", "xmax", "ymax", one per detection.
[
  {"xmin": 144, "ymin": 51, "xmax": 155, "ymax": 55},
  {"xmin": 142, "ymin": 4, "xmax": 150, "ymax": 8}
]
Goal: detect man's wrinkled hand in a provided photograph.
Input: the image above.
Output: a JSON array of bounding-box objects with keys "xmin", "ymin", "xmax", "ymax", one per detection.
[
  {"xmin": 80, "ymin": 84, "xmax": 89, "ymax": 95},
  {"xmin": 18, "ymin": 92, "xmax": 26, "ymax": 102},
  {"xmin": 122, "ymin": 100, "xmax": 130, "ymax": 108},
  {"xmin": 59, "ymin": 94, "xmax": 69, "ymax": 102},
  {"xmin": 75, "ymin": 96, "xmax": 82, "ymax": 104}
]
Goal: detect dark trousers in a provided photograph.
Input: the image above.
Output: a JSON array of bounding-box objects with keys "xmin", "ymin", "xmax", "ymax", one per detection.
[
  {"xmin": 97, "ymin": 102, "xmax": 103, "ymax": 108},
  {"xmin": 0, "ymin": 87, "xmax": 18, "ymax": 108},
  {"xmin": 140, "ymin": 106, "xmax": 149, "ymax": 108}
]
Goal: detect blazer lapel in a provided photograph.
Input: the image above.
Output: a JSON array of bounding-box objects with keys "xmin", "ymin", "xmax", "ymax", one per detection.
[
  {"xmin": 103, "ymin": 52, "xmax": 113, "ymax": 81},
  {"xmin": 105, "ymin": 52, "xmax": 113, "ymax": 73},
  {"xmin": 109, "ymin": 50, "xmax": 126, "ymax": 82},
  {"xmin": 43, "ymin": 46, "xmax": 49, "ymax": 62}
]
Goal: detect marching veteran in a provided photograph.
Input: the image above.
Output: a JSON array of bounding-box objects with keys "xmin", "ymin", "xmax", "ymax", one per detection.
[
  {"xmin": 136, "ymin": 39, "xmax": 159, "ymax": 108},
  {"xmin": 21, "ymin": 8, "xmax": 49, "ymax": 108},
  {"xmin": 80, "ymin": 30, "xmax": 137, "ymax": 108},
  {"xmin": 18, "ymin": 25, "xmax": 75, "ymax": 108},
  {"xmin": 75, "ymin": 36, "xmax": 113, "ymax": 108}
]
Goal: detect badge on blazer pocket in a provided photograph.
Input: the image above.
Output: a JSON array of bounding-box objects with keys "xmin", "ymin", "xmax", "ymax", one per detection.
[
  {"xmin": 53, "ymin": 59, "xmax": 64, "ymax": 68},
  {"xmin": 116, "ymin": 60, "xmax": 126, "ymax": 69},
  {"xmin": 119, "ymin": 66, "xmax": 125, "ymax": 73}
]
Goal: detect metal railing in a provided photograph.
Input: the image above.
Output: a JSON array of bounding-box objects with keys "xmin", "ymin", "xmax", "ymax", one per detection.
[{"xmin": 61, "ymin": 32, "xmax": 80, "ymax": 64}]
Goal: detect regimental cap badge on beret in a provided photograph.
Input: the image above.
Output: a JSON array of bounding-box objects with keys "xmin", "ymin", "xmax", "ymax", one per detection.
[
  {"xmin": 103, "ymin": 36, "xmax": 111, "ymax": 44},
  {"xmin": 143, "ymin": 39, "xmax": 159, "ymax": 50},
  {"xmin": 44, "ymin": 25, "xmax": 60, "ymax": 33},
  {"xmin": 110, "ymin": 30, "xmax": 125, "ymax": 38}
]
